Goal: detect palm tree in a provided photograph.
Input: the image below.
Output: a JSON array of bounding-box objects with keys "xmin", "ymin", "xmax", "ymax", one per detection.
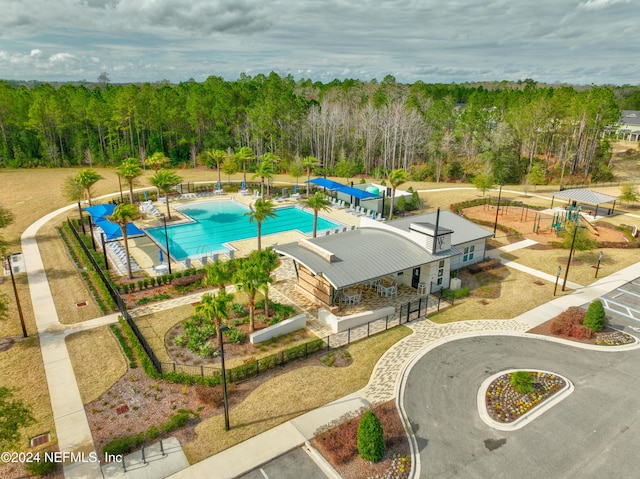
[
  {"xmin": 145, "ymin": 152, "xmax": 169, "ymax": 172},
  {"xmin": 194, "ymin": 290, "xmax": 233, "ymax": 348},
  {"xmin": 204, "ymin": 149, "xmax": 226, "ymax": 187},
  {"xmin": 203, "ymin": 259, "xmax": 235, "ymax": 293},
  {"xmin": 150, "ymin": 169, "xmax": 183, "ymax": 219},
  {"xmin": 233, "ymin": 260, "xmax": 271, "ymax": 332},
  {"xmin": 107, "ymin": 203, "xmax": 140, "ymax": 279},
  {"xmin": 387, "ymin": 169, "xmax": 408, "ymax": 221},
  {"xmin": 249, "ymin": 248, "xmax": 279, "ymax": 318},
  {"xmin": 236, "ymin": 146, "xmax": 255, "ymax": 188},
  {"xmin": 252, "ymin": 160, "xmax": 274, "ymax": 198},
  {"xmin": 73, "ymin": 168, "xmax": 103, "ymax": 206},
  {"xmin": 302, "ymin": 156, "xmax": 318, "ymax": 197},
  {"xmin": 244, "ymin": 199, "xmax": 276, "ymax": 250},
  {"xmin": 117, "ymin": 158, "xmax": 143, "ymax": 204},
  {"xmin": 304, "ymin": 192, "xmax": 332, "ymax": 238}
]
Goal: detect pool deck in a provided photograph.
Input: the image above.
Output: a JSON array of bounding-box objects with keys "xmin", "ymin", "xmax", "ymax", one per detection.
[{"xmin": 125, "ymin": 193, "xmax": 363, "ymax": 275}]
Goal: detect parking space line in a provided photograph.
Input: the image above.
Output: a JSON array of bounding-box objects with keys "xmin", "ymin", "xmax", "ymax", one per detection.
[
  {"xmin": 618, "ymin": 288, "xmax": 640, "ymax": 300},
  {"xmin": 602, "ymin": 298, "xmax": 640, "ymax": 322},
  {"xmin": 259, "ymin": 468, "xmax": 270, "ymax": 479}
]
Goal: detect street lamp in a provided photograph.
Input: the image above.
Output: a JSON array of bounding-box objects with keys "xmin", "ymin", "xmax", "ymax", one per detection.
[
  {"xmin": 493, "ymin": 185, "xmax": 503, "ymax": 236},
  {"xmin": 562, "ymin": 224, "xmax": 585, "ymax": 291},
  {"xmin": 595, "ymin": 251, "xmax": 604, "ymax": 278},
  {"xmin": 554, "ymin": 266, "xmax": 562, "ymax": 296},
  {"xmin": 162, "ymin": 215, "xmax": 172, "ymax": 274},
  {"xmin": 4, "ymin": 255, "xmax": 27, "ymax": 338},
  {"xmin": 117, "ymin": 174, "xmax": 124, "ymax": 203},
  {"xmin": 219, "ymin": 324, "xmax": 230, "ymax": 431}
]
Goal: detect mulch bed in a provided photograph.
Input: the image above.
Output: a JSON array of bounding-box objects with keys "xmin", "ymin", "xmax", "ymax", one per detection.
[
  {"xmin": 311, "ymin": 401, "xmax": 411, "ymax": 479},
  {"xmin": 528, "ymin": 315, "xmax": 635, "ymax": 346},
  {"xmin": 485, "ymin": 372, "xmax": 566, "ymax": 423}
]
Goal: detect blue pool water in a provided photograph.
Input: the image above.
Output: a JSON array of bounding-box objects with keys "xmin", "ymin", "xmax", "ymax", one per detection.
[{"xmin": 146, "ymin": 200, "xmax": 340, "ymax": 260}]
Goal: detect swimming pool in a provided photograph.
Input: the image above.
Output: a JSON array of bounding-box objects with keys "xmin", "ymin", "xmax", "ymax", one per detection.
[{"xmin": 146, "ymin": 200, "xmax": 341, "ymax": 260}]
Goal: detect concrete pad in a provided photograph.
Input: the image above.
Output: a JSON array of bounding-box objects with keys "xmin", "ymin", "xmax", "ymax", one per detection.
[
  {"xmin": 290, "ymin": 392, "xmax": 369, "ymax": 439},
  {"xmin": 102, "ymin": 437, "xmax": 189, "ymax": 479}
]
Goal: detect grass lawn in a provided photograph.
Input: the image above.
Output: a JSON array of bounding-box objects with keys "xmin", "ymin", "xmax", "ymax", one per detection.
[
  {"xmin": 66, "ymin": 326, "xmax": 128, "ymax": 404},
  {"xmin": 500, "ymin": 246, "xmax": 639, "ymax": 288},
  {"xmin": 182, "ymin": 325, "xmax": 412, "ymax": 463},
  {"xmin": 429, "ymin": 267, "xmax": 561, "ymax": 323},
  {"xmin": 0, "ymin": 336, "xmax": 56, "ymax": 451}
]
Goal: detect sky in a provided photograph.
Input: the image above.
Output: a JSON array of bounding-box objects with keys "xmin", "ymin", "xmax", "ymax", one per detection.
[{"xmin": 0, "ymin": 0, "xmax": 637, "ymax": 85}]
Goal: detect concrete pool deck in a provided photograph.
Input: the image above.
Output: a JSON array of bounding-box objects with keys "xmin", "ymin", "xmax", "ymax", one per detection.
[{"xmin": 125, "ymin": 193, "xmax": 363, "ymax": 274}]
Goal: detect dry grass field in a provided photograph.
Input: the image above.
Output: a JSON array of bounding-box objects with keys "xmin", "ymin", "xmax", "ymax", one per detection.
[{"xmin": 65, "ymin": 326, "xmax": 128, "ymax": 404}]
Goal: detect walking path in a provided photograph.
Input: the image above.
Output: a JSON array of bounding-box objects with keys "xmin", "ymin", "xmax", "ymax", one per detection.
[{"xmin": 18, "ymin": 196, "xmax": 640, "ymax": 479}]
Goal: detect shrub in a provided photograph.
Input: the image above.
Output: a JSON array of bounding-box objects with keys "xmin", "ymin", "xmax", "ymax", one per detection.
[
  {"xmin": 172, "ymin": 273, "xmax": 205, "ymax": 288},
  {"xmin": 584, "ymin": 300, "xmax": 606, "ymax": 332},
  {"xmin": 357, "ymin": 410, "xmax": 385, "ymax": 462},
  {"xmin": 549, "ymin": 307, "xmax": 593, "ymax": 339},
  {"xmin": 24, "ymin": 455, "xmax": 59, "ymax": 476},
  {"xmin": 223, "ymin": 327, "xmax": 246, "ymax": 344},
  {"xmin": 102, "ymin": 433, "xmax": 144, "ymax": 456},
  {"xmin": 510, "ymin": 371, "xmax": 535, "ymax": 394}
]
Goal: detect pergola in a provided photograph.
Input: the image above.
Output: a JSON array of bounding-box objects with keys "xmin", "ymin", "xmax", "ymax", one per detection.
[{"xmin": 550, "ymin": 188, "xmax": 618, "ymax": 218}]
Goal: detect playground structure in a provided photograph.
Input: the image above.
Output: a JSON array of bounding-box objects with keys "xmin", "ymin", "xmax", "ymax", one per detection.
[
  {"xmin": 468, "ymin": 196, "xmax": 610, "ymax": 243},
  {"xmin": 533, "ymin": 204, "xmax": 581, "ymax": 235}
]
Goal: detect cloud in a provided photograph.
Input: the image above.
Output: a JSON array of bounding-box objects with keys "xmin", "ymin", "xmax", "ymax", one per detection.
[
  {"xmin": 0, "ymin": 0, "xmax": 638, "ymax": 84},
  {"xmin": 578, "ymin": 0, "xmax": 630, "ymax": 10}
]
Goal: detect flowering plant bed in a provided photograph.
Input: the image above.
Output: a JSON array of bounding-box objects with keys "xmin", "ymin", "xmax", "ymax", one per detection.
[{"xmin": 485, "ymin": 371, "xmax": 566, "ymax": 423}]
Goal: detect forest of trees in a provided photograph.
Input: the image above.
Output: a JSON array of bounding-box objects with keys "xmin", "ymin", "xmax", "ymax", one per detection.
[{"xmin": 0, "ymin": 74, "xmax": 632, "ymax": 185}]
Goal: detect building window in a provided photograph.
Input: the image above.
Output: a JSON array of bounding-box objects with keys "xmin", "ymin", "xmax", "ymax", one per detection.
[
  {"xmin": 437, "ymin": 277, "xmax": 443, "ymax": 285},
  {"xmin": 463, "ymin": 245, "xmax": 475, "ymax": 262},
  {"xmin": 438, "ymin": 269, "xmax": 443, "ymax": 277},
  {"xmin": 438, "ymin": 260, "xmax": 445, "ymax": 268}
]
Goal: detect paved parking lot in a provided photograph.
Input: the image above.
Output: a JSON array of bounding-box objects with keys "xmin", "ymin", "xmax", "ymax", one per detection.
[
  {"xmin": 403, "ymin": 335, "xmax": 640, "ymax": 479},
  {"xmin": 238, "ymin": 447, "xmax": 329, "ymax": 479},
  {"xmin": 601, "ymin": 278, "xmax": 640, "ymax": 331}
]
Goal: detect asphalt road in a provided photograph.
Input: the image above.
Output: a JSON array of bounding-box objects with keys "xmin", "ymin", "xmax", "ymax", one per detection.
[{"xmin": 403, "ymin": 335, "xmax": 640, "ymax": 479}]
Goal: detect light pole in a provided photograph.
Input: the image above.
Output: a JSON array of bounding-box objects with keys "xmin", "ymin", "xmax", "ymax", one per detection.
[
  {"xmin": 562, "ymin": 224, "xmax": 584, "ymax": 291},
  {"xmin": 117, "ymin": 174, "xmax": 124, "ymax": 203},
  {"xmin": 4, "ymin": 255, "xmax": 27, "ymax": 338},
  {"xmin": 162, "ymin": 215, "xmax": 172, "ymax": 274},
  {"xmin": 554, "ymin": 266, "xmax": 562, "ymax": 296},
  {"xmin": 493, "ymin": 185, "xmax": 503, "ymax": 236},
  {"xmin": 595, "ymin": 251, "xmax": 604, "ymax": 278},
  {"xmin": 219, "ymin": 324, "xmax": 230, "ymax": 431}
]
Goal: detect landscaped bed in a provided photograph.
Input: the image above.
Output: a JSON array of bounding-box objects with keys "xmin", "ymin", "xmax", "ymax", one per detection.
[{"xmin": 484, "ymin": 371, "xmax": 566, "ymax": 423}]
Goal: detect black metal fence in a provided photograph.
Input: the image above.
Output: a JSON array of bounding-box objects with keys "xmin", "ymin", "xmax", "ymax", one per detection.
[
  {"xmin": 67, "ymin": 219, "xmax": 162, "ymax": 373},
  {"xmin": 68, "ymin": 218, "xmax": 446, "ymax": 384}
]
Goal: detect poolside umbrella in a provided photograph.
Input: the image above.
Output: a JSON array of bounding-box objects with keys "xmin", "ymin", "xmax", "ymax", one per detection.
[
  {"xmin": 241, "ymin": 181, "xmax": 246, "ymax": 189},
  {"xmin": 84, "ymin": 203, "xmax": 116, "ymax": 219},
  {"xmin": 294, "ymin": 184, "xmax": 297, "ymax": 193},
  {"xmin": 144, "ymin": 191, "xmax": 148, "ymax": 201},
  {"xmin": 217, "ymin": 181, "xmax": 221, "ymax": 189},
  {"xmin": 159, "ymin": 249, "xmax": 164, "ymax": 263}
]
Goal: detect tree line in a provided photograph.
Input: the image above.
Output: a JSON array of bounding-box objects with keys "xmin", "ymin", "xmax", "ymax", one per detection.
[{"xmin": 0, "ymin": 74, "xmax": 626, "ymax": 185}]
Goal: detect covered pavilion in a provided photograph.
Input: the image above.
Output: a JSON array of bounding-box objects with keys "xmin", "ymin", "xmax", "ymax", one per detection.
[{"xmin": 550, "ymin": 188, "xmax": 618, "ymax": 218}]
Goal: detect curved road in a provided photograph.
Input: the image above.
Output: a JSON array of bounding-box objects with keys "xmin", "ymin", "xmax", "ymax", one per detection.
[{"xmin": 403, "ymin": 335, "xmax": 640, "ymax": 479}]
